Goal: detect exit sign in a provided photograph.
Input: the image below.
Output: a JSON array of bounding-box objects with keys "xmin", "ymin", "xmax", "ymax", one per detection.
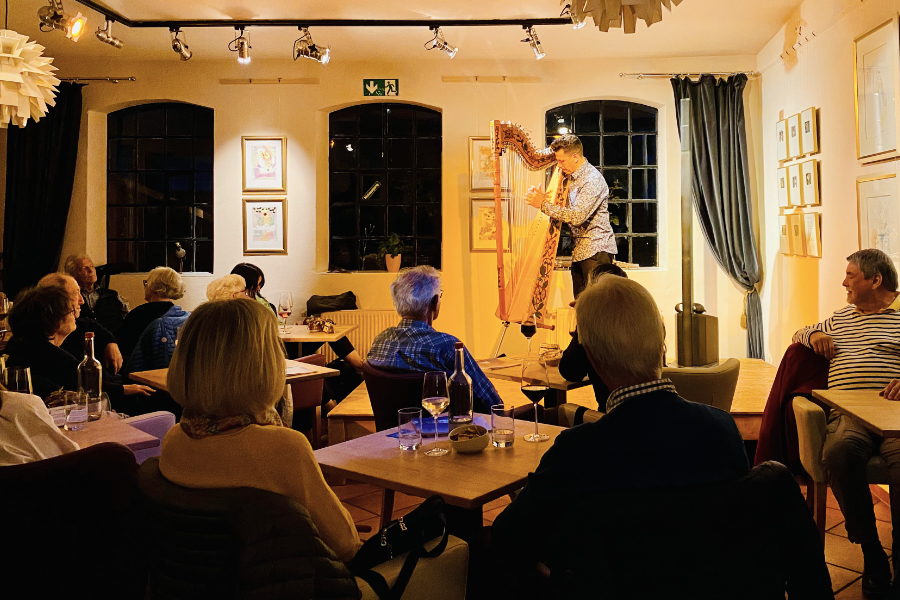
[{"xmin": 363, "ymin": 79, "xmax": 399, "ymax": 96}]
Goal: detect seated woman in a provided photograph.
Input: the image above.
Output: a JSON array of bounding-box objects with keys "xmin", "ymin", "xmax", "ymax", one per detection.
[
  {"xmin": 4, "ymin": 287, "xmax": 154, "ymax": 402},
  {"xmin": 159, "ymin": 298, "xmax": 361, "ymax": 562},
  {"xmin": 231, "ymin": 262, "xmax": 275, "ymax": 312},
  {"xmin": 0, "ymin": 387, "xmax": 79, "ymax": 466},
  {"xmin": 206, "ymin": 274, "xmax": 247, "ymax": 301},
  {"xmin": 118, "ymin": 267, "xmax": 186, "ymax": 360}
]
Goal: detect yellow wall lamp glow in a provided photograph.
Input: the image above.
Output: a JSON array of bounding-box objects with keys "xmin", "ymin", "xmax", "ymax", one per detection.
[{"xmin": 38, "ymin": 1, "xmax": 88, "ymax": 42}]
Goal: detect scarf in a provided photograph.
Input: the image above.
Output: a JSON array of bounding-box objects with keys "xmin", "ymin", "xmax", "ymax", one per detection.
[{"xmin": 179, "ymin": 407, "xmax": 283, "ymax": 439}]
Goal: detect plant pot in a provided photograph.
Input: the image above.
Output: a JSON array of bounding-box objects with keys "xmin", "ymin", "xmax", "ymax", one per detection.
[{"xmin": 385, "ymin": 254, "xmax": 402, "ymax": 273}]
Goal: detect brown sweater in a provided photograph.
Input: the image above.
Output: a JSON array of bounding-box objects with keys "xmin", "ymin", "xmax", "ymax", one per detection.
[{"xmin": 159, "ymin": 423, "xmax": 361, "ymax": 562}]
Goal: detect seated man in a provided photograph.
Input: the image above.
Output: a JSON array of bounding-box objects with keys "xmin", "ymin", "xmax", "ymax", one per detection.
[
  {"xmin": 367, "ymin": 266, "xmax": 501, "ymax": 413},
  {"xmin": 64, "ymin": 253, "xmax": 128, "ymax": 335},
  {"xmin": 799, "ymin": 249, "xmax": 900, "ymax": 596}
]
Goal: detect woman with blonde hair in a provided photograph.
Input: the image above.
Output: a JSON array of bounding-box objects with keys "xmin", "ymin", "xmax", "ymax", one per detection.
[
  {"xmin": 205, "ymin": 274, "xmax": 248, "ymax": 301},
  {"xmin": 159, "ymin": 299, "xmax": 361, "ymax": 562},
  {"xmin": 119, "ymin": 266, "xmax": 188, "ymax": 361}
]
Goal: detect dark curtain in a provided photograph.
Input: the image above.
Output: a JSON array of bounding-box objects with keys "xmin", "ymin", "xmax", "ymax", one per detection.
[
  {"xmin": 3, "ymin": 82, "xmax": 84, "ymax": 298},
  {"xmin": 671, "ymin": 74, "xmax": 764, "ymax": 359}
]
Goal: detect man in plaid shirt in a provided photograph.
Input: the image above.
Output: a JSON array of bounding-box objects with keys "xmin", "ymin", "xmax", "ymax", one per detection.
[{"xmin": 367, "ymin": 266, "xmax": 501, "ymax": 413}]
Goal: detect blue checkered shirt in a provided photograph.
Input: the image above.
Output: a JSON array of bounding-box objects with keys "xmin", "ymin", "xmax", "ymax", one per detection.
[{"xmin": 367, "ymin": 318, "xmax": 502, "ymax": 413}]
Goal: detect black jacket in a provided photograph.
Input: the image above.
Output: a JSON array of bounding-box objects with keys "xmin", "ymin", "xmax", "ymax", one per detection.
[
  {"xmin": 557, "ymin": 328, "xmax": 610, "ymax": 410},
  {"xmin": 61, "ymin": 317, "xmax": 117, "ymax": 365}
]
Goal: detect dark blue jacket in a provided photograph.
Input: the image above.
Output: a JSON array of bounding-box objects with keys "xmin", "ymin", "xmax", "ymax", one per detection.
[{"xmin": 125, "ymin": 306, "xmax": 190, "ymax": 374}]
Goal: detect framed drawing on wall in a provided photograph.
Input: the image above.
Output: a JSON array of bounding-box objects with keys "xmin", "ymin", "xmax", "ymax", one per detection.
[
  {"xmin": 470, "ymin": 197, "xmax": 509, "ymax": 252},
  {"xmin": 776, "ymin": 120, "xmax": 788, "ymax": 162},
  {"xmin": 787, "ymin": 114, "xmax": 802, "ymax": 159},
  {"xmin": 788, "ymin": 214, "xmax": 806, "ymax": 257},
  {"xmin": 777, "ymin": 168, "xmax": 790, "ymax": 207},
  {"xmin": 779, "ymin": 216, "xmax": 792, "ymax": 255},
  {"xmin": 800, "ymin": 159, "xmax": 819, "ymax": 206},
  {"xmin": 243, "ymin": 196, "xmax": 287, "ymax": 255},
  {"xmin": 857, "ymin": 172, "xmax": 900, "ymax": 271},
  {"xmin": 788, "ymin": 163, "xmax": 803, "ymax": 206},
  {"xmin": 469, "ymin": 137, "xmax": 495, "ymax": 192},
  {"xmin": 854, "ymin": 17, "xmax": 900, "ymax": 162},
  {"xmin": 242, "ymin": 136, "xmax": 287, "ymax": 193},
  {"xmin": 804, "ymin": 213, "xmax": 822, "ymax": 258},
  {"xmin": 800, "ymin": 107, "xmax": 819, "ymax": 156}
]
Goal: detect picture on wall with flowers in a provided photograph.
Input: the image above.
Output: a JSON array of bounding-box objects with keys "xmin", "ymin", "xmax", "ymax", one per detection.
[
  {"xmin": 243, "ymin": 197, "xmax": 287, "ymax": 255},
  {"xmin": 242, "ymin": 136, "xmax": 287, "ymax": 193}
]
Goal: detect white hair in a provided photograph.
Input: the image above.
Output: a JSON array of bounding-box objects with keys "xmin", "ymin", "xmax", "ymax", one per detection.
[
  {"xmin": 390, "ymin": 266, "xmax": 441, "ymax": 319},
  {"xmin": 63, "ymin": 253, "xmax": 91, "ymax": 277},
  {"xmin": 206, "ymin": 274, "xmax": 246, "ymax": 301},
  {"xmin": 146, "ymin": 267, "xmax": 186, "ymax": 300}
]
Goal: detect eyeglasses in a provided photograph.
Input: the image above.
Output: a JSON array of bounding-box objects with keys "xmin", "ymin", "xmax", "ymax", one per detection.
[{"xmin": 142, "ymin": 280, "xmax": 148, "ymax": 287}]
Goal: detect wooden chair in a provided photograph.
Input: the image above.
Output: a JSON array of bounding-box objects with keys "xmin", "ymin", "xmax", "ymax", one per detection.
[
  {"xmin": 360, "ymin": 362, "xmax": 426, "ymax": 432},
  {"xmin": 289, "ymin": 354, "xmax": 328, "ymax": 448}
]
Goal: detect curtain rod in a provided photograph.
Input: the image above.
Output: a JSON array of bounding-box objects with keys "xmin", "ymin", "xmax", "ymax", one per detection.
[
  {"xmin": 59, "ymin": 77, "xmax": 137, "ymax": 82},
  {"xmin": 620, "ymin": 72, "xmax": 759, "ymax": 79}
]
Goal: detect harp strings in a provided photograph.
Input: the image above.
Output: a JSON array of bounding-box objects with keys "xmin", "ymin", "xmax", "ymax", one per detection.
[{"xmin": 501, "ymin": 144, "xmax": 544, "ymax": 292}]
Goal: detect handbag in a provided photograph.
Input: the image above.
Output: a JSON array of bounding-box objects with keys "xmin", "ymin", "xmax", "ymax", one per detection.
[
  {"xmin": 307, "ymin": 291, "xmax": 358, "ymax": 316},
  {"xmin": 349, "ymin": 495, "xmax": 449, "ymax": 600}
]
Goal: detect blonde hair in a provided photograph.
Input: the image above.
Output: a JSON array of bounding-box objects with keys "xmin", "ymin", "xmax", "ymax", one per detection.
[
  {"xmin": 146, "ymin": 267, "xmax": 185, "ymax": 300},
  {"xmin": 206, "ymin": 274, "xmax": 246, "ymax": 301},
  {"xmin": 575, "ymin": 276, "xmax": 664, "ymax": 382},
  {"xmin": 167, "ymin": 299, "xmax": 285, "ymax": 416}
]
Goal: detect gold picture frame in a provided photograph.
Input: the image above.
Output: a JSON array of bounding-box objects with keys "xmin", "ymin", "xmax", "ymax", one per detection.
[
  {"xmin": 854, "ymin": 17, "xmax": 900, "ymax": 163},
  {"xmin": 804, "ymin": 213, "xmax": 822, "ymax": 258},
  {"xmin": 857, "ymin": 172, "xmax": 900, "ymax": 270},
  {"xmin": 800, "ymin": 107, "xmax": 819, "ymax": 156},
  {"xmin": 470, "ymin": 197, "xmax": 510, "ymax": 252},
  {"xmin": 788, "ymin": 213, "xmax": 806, "ymax": 257},
  {"xmin": 776, "ymin": 119, "xmax": 788, "ymax": 162},
  {"xmin": 800, "ymin": 159, "xmax": 820, "ymax": 206},
  {"xmin": 242, "ymin": 136, "xmax": 287, "ymax": 193},
  {"xmin": 242, "ymin": 196, "xmax": 287, "ymax": 255},
  {"xmin": 787, "ymin": 114, "xmax": 802, "ymax": 159},
  {"xmin": 470, "ymin": 136, "xmax": 507, "ymax": 192}
]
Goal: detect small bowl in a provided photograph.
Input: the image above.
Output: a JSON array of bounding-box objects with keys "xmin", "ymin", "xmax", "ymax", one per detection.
[{"xmin": 449, "ymin": 425, "xmax": 489, "ymax": 454}]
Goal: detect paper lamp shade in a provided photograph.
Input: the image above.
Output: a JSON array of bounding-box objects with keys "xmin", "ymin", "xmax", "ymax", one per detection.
[
  {"xmin": 564, "ymin": 0, "xmax": 684, "ymax": 33},
  {"xmin": 0, "ymin": 29, "xmax": 59, "ymax": 128}
]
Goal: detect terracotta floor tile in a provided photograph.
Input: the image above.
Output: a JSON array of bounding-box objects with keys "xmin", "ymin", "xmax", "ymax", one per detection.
[
  {"xmin": 394, "ymin": 492, "xmax": 426, "ymax": 510},
  {"xmin": 483, "ymin": 495, "xmax": 513, "ymax": 511},
  {"xmin": 344, "ymin": 490, "xmax": 388, "ymax": 514},
  {"xmin": 826, "ymin": 507, "xmax": 846, "ymax": 531},
  {"xmin": 342, "ymin": 501, "xmax": 377, "ymax": 523},
  {"xmin": 834, "ymin": 579, "xmax": 864, "ymax": 600},
  {"xmin": 828, "ymin": 564, "xmax": 862, "ymax": 593},
  {"xmin": 874, "ymin": 500, "xmax": 893, "ymax": 524},
  {"xmin": 482, "ymin": 506, "xmax": 506, "ymax": 523},
  {"xmin": 356, "ymin": 516, "xmax": 381, "ymax": 541},
  {"xmin": 824, "ymin": 533, "xmax": 865, "ymax": 573},
  {"xmin": 829, "ymin": 519, "xmax": 893, "ymax": 550},
  {"xmin": 332, "ymin": 482, "xmax": 382, "ymax": 501}
]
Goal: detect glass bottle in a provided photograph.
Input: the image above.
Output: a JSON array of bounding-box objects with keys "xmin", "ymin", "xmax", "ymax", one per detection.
[
  {"xmin": 78, "ymin": 332, "xmax": 104, "ymax": 421},
  {"xmin": 448, "ymin": 341, "xmax": 473, "ymax": 424}
]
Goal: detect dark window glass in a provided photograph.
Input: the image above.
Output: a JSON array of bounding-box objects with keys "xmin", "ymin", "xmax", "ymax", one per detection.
[
  {"xmin": 602, "ymin": 136, "xmax": 629, "ymax": 166},
  {"xmin": 602, "ymin": 103, "xmax": 629, "ymax": 132},
  {"xmin": 546, "ymin": 106, "xmax": 573, "ymax": 135},
  {"xmin": 632, "ymin": 203, "xmax": 657, "ymax": 234},
  {"xmin": 608, "ymin": 203, "xmax": 627, "ymax": 234},
  {"xmin": 329, "ymin": 104, "xmax": 442, "ymax": 270},
  {"xmin": 581, "ymin": 136, "xmax": 600, "ymax": 167},
  {"xmin": 632, "ymin": 236, "xmax": 658, "ymax": 267},
  {"xmin": 107, "ymin": 103, "xmax": 214, "ymax": 272},
  {"xmin": 574, "ymin": 101, "xmax": 601, "ymax": 133}
]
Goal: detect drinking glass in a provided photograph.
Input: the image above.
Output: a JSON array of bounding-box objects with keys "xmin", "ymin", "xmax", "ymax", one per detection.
[
  {"xmin": 520, "ymin": 319, "xmax": 537, "ymax": 355},
  {"xmin": 421, "ymin": 371, "xmax": 450, "ymax": 457},
  {"xmin": 278, "ymin": 292, "xmax": 294, "ymax": 334},
  {"xmin": 521, "ymin": 355, "xmax": 550, "ymax": 442},
  {"xmin": 398, "ymin": 407, "xmax": 422, "ymax": 451},
  {"xmin": 64, "ymin": 391, "xmax": 88, "ymax": 431},
  {"xmin": 3, "ymin": 366, "xmax": 32, "ymax": 394},
  {"xmin": 539, "ymin": 342, "xmax": 562, "ymax": 367},
  {"xmin": 491, "ymin": 404, "xmax": 515, "ymax": 448}
]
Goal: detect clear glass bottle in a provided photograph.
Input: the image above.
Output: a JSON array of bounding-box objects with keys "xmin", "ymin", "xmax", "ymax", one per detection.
[
  {"xmin": 448, "ymin": 341, "xmax": 473, "ymax": 424},
  {"xmin": 78, "ymin": 332, "xmax": 104, "ymax": 421}
]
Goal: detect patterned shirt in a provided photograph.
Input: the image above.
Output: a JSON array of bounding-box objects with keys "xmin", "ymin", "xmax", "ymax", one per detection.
[
  {"xmin": 793, "ymin": 294, "xmax": 900, "ymax": 390},
  {"xmin": 606, "ymin": 378, "xmax": 678, "ymax": 414},
  {"xmin": 367, "ymin": 319, "xmax": 502, "ymax": 412},
  {"xmin": 541, "ymin": 160, "xmax": 617, "ymax": 262}
]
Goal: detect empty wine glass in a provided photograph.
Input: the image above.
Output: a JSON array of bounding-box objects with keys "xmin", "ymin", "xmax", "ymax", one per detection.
[
  {"xmin": 521, "ymin": 355, "xmax": 550, "ymax": 442},
  {"xmin": 278, "ymin": 292, "xmax": 293, "ymax": 334},
  {"xmin": 422, "ymin": 371, "xmax": 450, "ymax": 457}
]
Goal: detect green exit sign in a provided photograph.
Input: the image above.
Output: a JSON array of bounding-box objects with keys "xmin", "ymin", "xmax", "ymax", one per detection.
[{"xmin": 363, "ymin": 79, "xmax": 399, "ymax": 96}]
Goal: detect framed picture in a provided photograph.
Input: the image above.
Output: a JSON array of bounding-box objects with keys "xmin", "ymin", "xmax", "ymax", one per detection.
[
  {"xmin": 857, "ymin": 172, "xmax": 900, "ymax": 271},
  {"xmin": 469, "ymin": 137, "xmax": 506, "ymax": 192},
  {"xmin": 788, "ymin": 163, "xmax": 803, "ymax": 206},
  {"xmin": 470, "ymin": 197, "xmax": 510, "ymax": 252},
  {"xmin": 800, "ymin": 107, "xmax": 819, "ymax": 156},
  {"xmin": 242, "ymin": 197, "xmax": 287, "ymax": 255},
  {"xmin": 777, "ymin": 167, "xmax": 790, "ymax": 208},
  {"xmin": 787, "ymin": 114, "xmax": 802, "ymax": 159},
  {"xmin": 779, "ymin": 215, "xmax": 792, "ymax": 255},
  {"xmin": 854, "ymin": 17, "xmax": 900, "ymax": 162},
  {"xmin": 800, "ymin": 159, "xmax": 820, "ymax": 206},
  {"xmin": 788, "ymin": 213, "xmax": 806, "ymax": 257},
  {"xmin": 242, "ymin": 136, "xmax": 287, "ymax": 193},
  {"xmin": 804, "ymin": 213, "xmax": 822, "ymax": 258},
  {"xmin": 776, "ymin": 120, "xmax": 788, "ymax": 162}
]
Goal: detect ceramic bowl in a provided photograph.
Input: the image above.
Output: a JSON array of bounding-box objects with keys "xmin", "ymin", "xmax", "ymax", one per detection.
[{"xmin": 449, "ymin": 425, "xmax": 489, "ymax": 453}]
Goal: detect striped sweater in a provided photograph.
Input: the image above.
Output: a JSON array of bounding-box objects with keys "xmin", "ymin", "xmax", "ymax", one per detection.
[{"xmin": 792, "ymin": 295, "xmax": 900, "ymax": 390}]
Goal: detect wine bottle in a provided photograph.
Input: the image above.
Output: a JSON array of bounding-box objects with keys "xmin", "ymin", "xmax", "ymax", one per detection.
[
  {"xmin": 78, "ymin": 332, "xmax": 104, "ymax": 421},
  {"xmin": 448, "ymin": 341, "xmax": 473, "ymax": 424}
]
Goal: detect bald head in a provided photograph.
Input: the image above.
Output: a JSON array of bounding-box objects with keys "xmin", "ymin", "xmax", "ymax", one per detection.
[{"xmin": 37, "ymin": 273, "xmax": 83, "ymax": 318}]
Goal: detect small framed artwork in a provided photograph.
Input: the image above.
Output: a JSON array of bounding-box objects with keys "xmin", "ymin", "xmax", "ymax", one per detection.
[
  {"xmin": 470, "ymin": 197, "xmax": 510, "ymax": 252},
  {"xmin": 777, "ymin": 168, "xmax": 790, "ymax": 208},
  {"xmin": 787, "ymin": 114, "xmax": 802, "ymax": 158},
  {"xmin": 776, "ymin": 120, "xmax": 788, "ymax": 162},
  {"xmin": 800, "ymin": 159, "xmax": 820, "ymax": 206},
  {"xmin": 242, "ymin": 136, "xmax": 287, "ymax": 193},
  {"xmin": 788, "ymin": 214, "xmax": 806, "ymax": 257},
  {"xmin": 779, "ymin": 216, "xmax": 792, "ymax": 255},
  {"xmin": 243, "ymin": 196, "xmax": 287, "ymax": 255},
  {"xmin": 857, "ymin": 172, "xmax": 900, "ymax": 271},
  {"xmin": 470, "ymin": 137, "xmax": 507, "ymax": 192},
  {"xmin": 788, "ymin": 163, "xmax": 803, "ymax": 206},
  {"xmin": 800, "ymin": 107, "xmax": 819, "ymax": 156},
  {"xmin": 804, "ymin": 213, "xmax": 822, "ymax": 258},
  {"xmin": 854, "ymin": 17, "xmax": 900, "ymax": 162}
]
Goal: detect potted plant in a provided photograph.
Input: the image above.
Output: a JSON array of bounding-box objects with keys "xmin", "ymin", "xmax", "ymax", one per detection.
[{"xmin": 378, "ymin": 233, "xmax": 408, "ymax": 273}]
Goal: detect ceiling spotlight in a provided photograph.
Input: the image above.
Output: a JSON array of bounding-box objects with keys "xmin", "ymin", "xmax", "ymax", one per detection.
[
  {"xmin": 561, "ymin": 4, "xmax": 587, "ymax": 30},
  {"xmin": 37, "ymin": 1, "xmax": 87, "ymax": 42},
  {"xmin": 522, "ymin": 26, "xmax": 546, "ymax": 60},
  {"xmin": 96, "ymin": 19, "xmax": 123, "ymax": 49},
  {"xmin": 425, "ymin": 27, "xmax": 457, "ymax": 59},
  {"xmin": 229, "ymin": 27, "xmax": 251, "ymax": 65},
  {"xmin": 293, "ymin": 27, "xmax": 330, "ymax": 65},
  {"xmin": 170, "ymin": 29, "xmax": 192, "ymax": 61}
]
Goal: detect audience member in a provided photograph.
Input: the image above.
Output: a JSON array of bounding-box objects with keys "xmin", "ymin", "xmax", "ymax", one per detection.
[
  {"xmin": 159, "ymin": 299, "xmax": 361, "ymax": 562},
  {"xmin": 797, "ymin": 249, "xmax": 900, "ymax": 596},
  {"xmin": 367, "ymin": 266, "xmax": 501, "ymax": 412},
  {"xmin": 119, "ymin": 267, "xmax": 186, "ymax": 359},
  {"xmin": 206, "ymin": 274, "xmax": 247, "ymax": 301},
  {"xmin": 0, "ymin": 387, "xmax": 80, "ymax": 466},
  {"xmin": 124, "ymin": 302, "xmax": 190, "ymax": 374},
  {"xmin": 231, "ymin": 262, "xmax": 276, "ymax": 312},
  {"xmin": 64, "ymin": 253, "xmax": 128, "ymax": 335}
]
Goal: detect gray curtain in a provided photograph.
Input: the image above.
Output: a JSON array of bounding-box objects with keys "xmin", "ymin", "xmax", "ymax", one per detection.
[{"xmin": 671, "ymin": 74, "xmax": 764, "ymax": 359}]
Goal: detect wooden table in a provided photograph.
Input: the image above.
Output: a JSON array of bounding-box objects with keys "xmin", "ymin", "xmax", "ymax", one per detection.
[
  {"xmin": 812, "ymin": 389, "xmax": 900, "ymax": 438},
  {"xmin": 479, "ymin": 356, "xmax": 590, "ymax": 407},
  {"xmin": 62, "ymin": 412, "xmax": 160, "ymax": 452},
  {"xmin": 727, "ymin": 358, "xmax": 777, "ymax": 441},
  {"xmin": 130, "ymin": 359, "xmax": 340, "ymax": 392},
  {"xmin": 315, "ymin": 415, "xmax": 564, "ymax": 528},
  {"xmin": 279, "ymin": 324, "xmax": 358, "ymax": 343}
]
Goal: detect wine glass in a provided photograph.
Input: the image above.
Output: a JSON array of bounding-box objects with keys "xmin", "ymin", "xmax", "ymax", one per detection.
[
  {"xmin": 277, "ymin": 292, "xmax": 293, "ymax": 334},
  {"xmin": 521, "ymin": 355, "xmax": 550, "ymax": 442},
  {"xmin": 421, "ymin": 371, "xmax": 450, "ymax": 457},
  {"xmin": 520, "ymin": 316, "xmax": 537, "ymax": 355}
]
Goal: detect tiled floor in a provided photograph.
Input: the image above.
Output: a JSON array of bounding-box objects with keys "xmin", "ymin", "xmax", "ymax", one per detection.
[{"xmin": 331, "ymin": 478, "xmax": 890, "ymax": 595}]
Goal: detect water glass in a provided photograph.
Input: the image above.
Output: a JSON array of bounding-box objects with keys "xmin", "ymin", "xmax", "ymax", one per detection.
[
  {"xmin": 64, "ymin": 391, "xmax": 88, "ymax": 431},
  {"xmin": 539, "ymin": 342, "xmax": 562, "ymax": 367},
  {"xmin": 491, "ymin": 404, "xmax": 515, "ymax": 448},
  {"xmin": 398, "ymin": 407, "xmax": 422, "ymax": 451},
  {"xmin": 88, "ymin": 392, "xmax": 109, "ymax": 421},
  {"xmin": 3, "ymin": 366, "xmax": 32, "ymax": 394}
]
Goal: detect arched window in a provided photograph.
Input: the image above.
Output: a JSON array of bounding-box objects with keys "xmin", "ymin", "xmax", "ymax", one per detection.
[
  {"xmin": 546, "ymin": 100, "xmax": 658, "ymax": 267},
  {"xmin": 328, "ymin": 103, "xmax": 442, "ymax": 271},
  {"xmin": 107, "ymin": 102, "xmax": 214, "ymax": 272}
]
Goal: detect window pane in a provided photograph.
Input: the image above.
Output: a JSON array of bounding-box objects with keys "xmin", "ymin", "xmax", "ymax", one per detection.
[
  {"xmin": 166, "ymin": 138, "xmax": 193, "ymax": 170},
  {"xmin": 135, "ymin": 242, "xmax": 167, "ymax": 272},
  {"xmin": 137, "ymin": 173, "xmax": 165, "ymax": 204},
  {"xmin": 359, "ymin": 138, "xmax": 384, "ymax": 169},
  {"xmin": 166, "ymin": 172, "xmax": 193, "ymax": 204},
  {"xmin": 330, "ymin": 206, "xmax": 357, "ymax": 237},
  {"xmin": 388, "ymin": 171, "xmax": 415, "ymax": 204},
  {"xmin": 546, "ymin": 106, "xmax": 572, "ymax": 135},
  {"xmin": 194, "ymin": 138, "xmax": 213, "ymax": 170},
  {"xmin": 608, "ymin": 202, "xmax": 628, "ymax": 234},
  {"xmin": 632, "ymin": 202, "xmax": 657, "ymax": 234},
  {"xmin": 389, "ymin": 138, "xmax": 414, "ymax": 169},
  {"xmin": 108, "ymin": 207, "xmax": 165, "ymax": 239},
  {"xmin": 167, "ymin": 206, "xmax": 193, "ymax": 238},
  {"xmin": 137, "ymin": 138, "xmax": 165, "ymax": 170},
  {"xmin": 417, "ymin": 138, "xmax": 441, "ymax": 169},
  {"xmin": 416, "ymin": 109, "xmax": 441, "ymax": 137},
  {"xmin": 615, "ymin": 236, "xmax": 629, "ymax": 261},
  {"xmin": 573, "ymin": 101, "xmax": 601, "ymax": 133},
  {"xmin": 602, "ymin": 103, "xmax": 629, "ymax": 132},
  {"xmin": 195, "ymin": 205, "xmax": 213, "ymax": 238},
  {"xmin": 360, "ymin": 240, "xmax": 384, "ymax": 270},
  {"xmin": 604, "ymin": 169, "xmax": 629, "ymax": 200},
  {"xmin": 416, "ymin": 205, "xmax": 441, "ymax": 237},
  {"xmin": 167, "ymin": 241, "xmax": 194, "ymax": 273},
  {"xmin": 329, "ymin": 238, "xmax": 359, "ymax": 271},
  {"xmin": 602, "ymin": 136, "xmax": 629, "ymax": 166},
  {"xmin": 108, "ymin": 138, "xmax": 135, "ymax": 171},
  {"xmin": 416, "ymin": 172, "xmax": 441, "ymax": 203},
  {"xmin": 632, "ymin": 168, "xmax": 657, "ymax": 199},
  {"xmin": 330, "ymin": 106, "xmax": 358, "ymax": 136},
  {"xmin": 632, "ymin": 236, "xmax": 658, "ymax": 267},
  {"xmin": 359, "ymin": 105, "xmax": 383, "ymax": 136},
  {"xmin": 330, "ymin": 139, "xmax": 358, "ymax": 170},
  {"xmin": 632, "ymin": 105, "xmax": 657, "ymax": 132},
  {"xmin": 416, "ymin": 238, "xmax": 441, "ymax": 269},
  {"xmin": 361, "ymin": 173, "xmax": 385, "ymax": 203},
  {"xmin": 108, "ymin": 173, "xmax": 135, "ymax": 205},
  {"xmin": 388, "ymin": 205, "xmax": 414, "ymax": 236},
  {"xmin": 646, "ymin": 135, "xmax": 657, "ymax": 165},
  {"xmin": 387, "ymin": 105, "xmax": 415, "ymax": 136},
  {"xmin": 107, "ymin": 241, "xmax": 136, "ymax": 270},
  {"xmin": 557, "ymin": 223, "xmax": 574, "ymax": 257},
  {"xmin": 330, "ymin": 172, "xmax": 357, "ymax": 204},
  {"xmin": 581, "ymin": 136, "xmax": 600, "ymax": 167},
  {"xmin": 195, "ymin": 171, "xmax": 213, "ymax": 204},
  {"xmin": 194, "ymin": 107, "xmax": 214, "ymax": 137},
  {"xmin": 196, "ymin": 241, "xmax": 213, "ymax": 272},
  {"xmin": 166, "ymin": 105, "xmax": 193, "ymax": 136},
  {"xmin": 359, "ymin": 206, "xmax": 386, "ymax": 237},
  {"xmin": 108, "ymin": 111, "xmax": 135, "ymax": 137},
  {"xmin": 137, "ymin": 107, "xmax": 165, "ymax": 136}
]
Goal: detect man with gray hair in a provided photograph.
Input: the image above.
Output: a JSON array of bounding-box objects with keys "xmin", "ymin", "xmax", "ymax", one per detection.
[
  {"xmin": 795, "ymin": 249, "xmax": 900, "ymax": 596},
  {"xmin": 367, "ymin": 266, "xmax": 501, "ymax": 412}
]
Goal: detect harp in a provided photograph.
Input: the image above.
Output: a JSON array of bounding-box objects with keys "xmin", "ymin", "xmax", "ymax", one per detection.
[{"xmin": 490, "ymin": 121, "xmax": 568, "ymax": 328}]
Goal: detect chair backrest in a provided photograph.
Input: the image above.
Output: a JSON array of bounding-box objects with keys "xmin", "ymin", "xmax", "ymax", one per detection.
[
  {"xmin": 662, "ymin": 357, "xmax": 741, "ymax": 412},
  {"xmin": 135, "ymin": 457, "xmax": 358, "ymax": 600},
  {"xmin": 558, "ymin": 403, "xmax": 604, "ymax": 427},
  {"xmin": 0, "ymin": 443, "xmax": 145, "ymax": 600},
  {"xmin": 290, "ymin": 354, "xmax": 328, "ymax": 411},
  {"xmin": 361, "ymin": 362, "xmax": 426, "ymax": 431}
]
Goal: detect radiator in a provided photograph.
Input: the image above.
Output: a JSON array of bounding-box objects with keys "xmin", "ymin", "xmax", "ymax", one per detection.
[{"xmin": 318, "ymin": 310, "xmax": 399, "ymax": 363}]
